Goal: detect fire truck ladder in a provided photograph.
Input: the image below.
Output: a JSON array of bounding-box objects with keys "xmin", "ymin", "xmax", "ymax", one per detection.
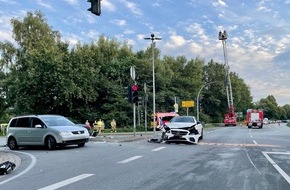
[{"xmin": 219, "ymin": 30, "xmax": 234, "ymax": 115}]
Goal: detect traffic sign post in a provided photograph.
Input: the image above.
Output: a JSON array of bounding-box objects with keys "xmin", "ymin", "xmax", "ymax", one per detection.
[
  {"xmin": 174, "ymin": 103, "xmax": 178, "ymax": 113},
  {"xmin": 182, "ymin": 101, "xmax": 194, "ymax": 108},
  {"xmin": 182, "ymin": 101, "xmax": 194, "ymax": 116}
]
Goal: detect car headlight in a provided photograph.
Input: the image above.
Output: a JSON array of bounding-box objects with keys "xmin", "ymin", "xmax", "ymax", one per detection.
[
  {"xmin": 59, "ymin": 131, "xmax": 72, "ymax": 137},
  {"xmin": 188, "ymin": 125, "xmax": 199, "ymax": 135}
]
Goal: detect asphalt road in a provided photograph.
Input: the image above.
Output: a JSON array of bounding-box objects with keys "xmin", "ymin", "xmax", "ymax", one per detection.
[{"xmin": 0, "ymin": 123, "xmax": 290, "ymax": 190}]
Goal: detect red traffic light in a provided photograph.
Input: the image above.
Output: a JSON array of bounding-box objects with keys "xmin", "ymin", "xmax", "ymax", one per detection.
[{"xmin": 132, "ymin": 85, "xmax": 138, "ymax": 91}]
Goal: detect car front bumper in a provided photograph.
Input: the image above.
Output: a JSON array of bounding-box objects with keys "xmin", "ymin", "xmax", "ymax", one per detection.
[{"xmin": 165, "ymin": 129, "xmax": 200, "ymax": 144}]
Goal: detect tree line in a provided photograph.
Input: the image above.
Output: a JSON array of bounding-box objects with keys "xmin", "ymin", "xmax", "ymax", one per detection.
[{"xmin": 0, "ymin": 11, "xmax": 289, "ymax": 128}]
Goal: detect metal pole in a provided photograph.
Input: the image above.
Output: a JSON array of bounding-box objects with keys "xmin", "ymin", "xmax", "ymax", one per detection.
[
  {"xmin": 152, "ymin": 40, "xmax": 156, "ymax": 136},
  {"xmin": 196, "ymin": 81, "xmax": 219, "ymax": 121},
  {"xmin": 133, "ymin": 103, "xmax": 136, "ymax": 137},
  {"xmin": 196, "ymin": 84, "xmax": 205, "ymax": 121},
  {"xmin": 145, "ymin": 94, "xmax": 147, "ymax": 133},
  {"xmin": 144, "ymin": 83, "xmax": 147, "ymax": 133},
  {"xmin": 144, "ymin": 34, "xmax": 161, "ymax": 139}
]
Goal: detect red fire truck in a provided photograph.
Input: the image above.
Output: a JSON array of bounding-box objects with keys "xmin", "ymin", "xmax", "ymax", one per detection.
[{"xmin": 246, "ymin": 109, "xmax": 264, "ymax": 129}]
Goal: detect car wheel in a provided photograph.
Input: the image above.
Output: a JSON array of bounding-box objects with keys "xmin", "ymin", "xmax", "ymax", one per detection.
[
  {"xmin": 8, "ymin": 137, "xmax": 19, "ymax": 150},
  {"xmin": 78, "ymin": 143, "xmax": 85, "ymax": 147},
  {"xmin": 46, "ymin": 136, "xmax": 56, "ymax": 150}
]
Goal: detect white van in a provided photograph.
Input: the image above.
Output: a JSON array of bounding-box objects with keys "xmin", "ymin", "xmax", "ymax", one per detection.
[{"xmin": 6, "ymin": 115, "xmax": 90, "ymax": 150}]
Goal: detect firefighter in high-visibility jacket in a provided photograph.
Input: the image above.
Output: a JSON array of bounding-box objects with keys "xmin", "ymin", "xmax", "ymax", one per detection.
[
  {"xmin": 92, "ymin": 120, "xmax": 98, "ymax": 137},
  {"xmin": 97, "ymin": 119, "xmax": 103, "ymax": 133}
]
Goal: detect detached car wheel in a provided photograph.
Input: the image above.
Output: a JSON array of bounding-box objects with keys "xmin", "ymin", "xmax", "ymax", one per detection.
[
  {"xmin": 46, "ymin": 136, "xmax": 57, "ymax": 150},
  {"xmin": 8, "ymin": 137, "xmax": 19, "ymax": 150}
]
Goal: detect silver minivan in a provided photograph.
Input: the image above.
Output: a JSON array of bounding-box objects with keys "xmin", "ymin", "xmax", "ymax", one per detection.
[{"xmin": 6, "ymin": 115, "xmax": 90, "ymax": 150}]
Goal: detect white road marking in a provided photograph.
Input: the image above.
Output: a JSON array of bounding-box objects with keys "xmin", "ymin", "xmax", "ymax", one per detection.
[
  {"xmin": 93, "ymin": 141, "xmax": 107, "ymax": 144},
  {"xmin": 244, "ymin": 146, "xmax": 261, "ymax": 175},
  {"xmin": 152, "ymin": 147, "xmax": 166, "ymax": 152},
  {"xmin": 0, "ymin": 151, "xmax": 37, "ymax": 185},
  {"xmin": 253, "ymin": 140, "xmax": 257, "ymax": 144},
  {"xmin": 204, "ymin": 127, "xmax": 228, "ymax": 134},
  {"xmin": 268, "ymin": 125, "xmax": 278, "ymax": 131},
  {"xmin": 38, "ymin": 174, "xmax": 94, "ymax": 190},
  {"xmin": 262, "ymin": 152, "xmax": 290, "ymax": 185},
  {"xmin": 118, "ymin": 156, "xmax": 142, "ymax": 163}
]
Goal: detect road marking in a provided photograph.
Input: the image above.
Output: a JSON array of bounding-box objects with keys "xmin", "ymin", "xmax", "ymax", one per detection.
[
  {"xmin": 244, "ymin": 146, "xmax": 261, "ymax": 175},
  {"xmin": 204, "ymin": 127, "xmax": 228, "ymax": 134},
  {"xmin": 199, "ymin": 142, "xmax": 280, "ymax": 147},
  {"xmin": 262, "ymin": 152, "xmax": 290, "ymax": 185},
  {"xmin": 38, "ymin": 174, "xmax": 94, "ymax": 190},
  {"xmin": 93, "ymin": 141, "xmax": 107, "ymax": 144},
  {"xmin": 0, "ymin": 151, "xmax": 37, "ymax": 185},
  {"xmin": 118, "ymin": 156, "xmax": 142, "ymax": 163},
  {"xmin": 253, "ymin": 140, "xmax": 257, "ymax": 144},
  {"xmin": 152, "ymin": 147, "xmax": 166, "ymax": 152}
]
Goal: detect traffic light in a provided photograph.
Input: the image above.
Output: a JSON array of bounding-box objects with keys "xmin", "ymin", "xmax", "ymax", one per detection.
[
  {"xmin": 127, "ymin": 86, "xmax": 132, "ymax": 103},
  {"xmin": 131, "ymin": 85, "xmax": 139, "ymax": 104},
  {"xmin": 87, "ymin": 0, "xmax": 101, "ymax": 16}
]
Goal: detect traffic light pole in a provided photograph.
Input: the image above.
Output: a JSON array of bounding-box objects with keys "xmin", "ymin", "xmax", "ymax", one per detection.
[{"xmin": 133, "ymin": 103, "xmax": 136, "ymax": 137}]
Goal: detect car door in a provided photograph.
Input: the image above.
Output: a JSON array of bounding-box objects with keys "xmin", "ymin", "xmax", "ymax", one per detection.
[
  {"xmin": 15, "ymin": 117, "xmax": 31, "ymax": 144},
  {"xmin": 29, "ymin": 117, "xmax": 47, "ymax": 145}
]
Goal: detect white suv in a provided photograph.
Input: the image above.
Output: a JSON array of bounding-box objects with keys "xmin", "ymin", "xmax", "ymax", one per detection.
[{"xmin": 6, "ymin": 115, "xmax": 90, "ymax": 150}]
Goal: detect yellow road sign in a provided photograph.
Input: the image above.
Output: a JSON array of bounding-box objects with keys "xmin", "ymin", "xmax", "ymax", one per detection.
[{"xmin": 182, "ymin": 101, "xmax": 194, "ymax": 108}]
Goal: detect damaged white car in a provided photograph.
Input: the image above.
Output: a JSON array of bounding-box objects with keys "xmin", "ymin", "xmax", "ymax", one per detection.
[{"xmin": 163, "ymin": 116, "xmax": 203, "ymax": 144}]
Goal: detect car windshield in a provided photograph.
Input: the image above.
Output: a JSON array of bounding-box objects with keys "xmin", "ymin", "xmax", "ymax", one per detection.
[
  {"xmin": 170, "ymin": 116, "xmax": 195, "ymax": 123},
  {"xmin": 39, "ymin": 115, "xmax": 75, "ymax": 127}
]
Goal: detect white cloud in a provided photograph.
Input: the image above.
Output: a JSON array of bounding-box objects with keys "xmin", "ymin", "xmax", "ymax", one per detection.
[
  {"xmin": 111, "ymin": 19, "xmax": 126, "ymax": 26},
  {"xmin": 36, "ymin": 0, "xmax": 52, "ymax": 10},
  {"xmin": 121, "ymin": 0, "xmax": 143, "ymax": 17},
  {"xmin": 212, "ymin": 0, "xmax": 228, "ymax": 7},
  {"xmin": 63, "ymin": 0, "xmax": 78, "ymax": 6},
  {"xmin": 123, "ymin": 29, "xmax": 135, "ymax": 35},
  {"xmin": 102, "ymin": 0, "xmax": 116, "ymax": 11},
  {"xmin": 0, "ymin": 30, "xmax": 14, "ymax": 43},
  {"xmin": 165, "ymin": 34, "xmax": 187, "ymax": 49}
]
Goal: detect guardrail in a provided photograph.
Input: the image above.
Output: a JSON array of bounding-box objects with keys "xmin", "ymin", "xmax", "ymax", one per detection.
[{"xmin": 0, "ymin": 123, "xmax": 8, "ymax": 136}]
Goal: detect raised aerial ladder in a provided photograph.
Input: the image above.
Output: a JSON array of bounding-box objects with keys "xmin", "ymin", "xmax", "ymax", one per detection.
[{"xmin": 219, "ymin": 30, "xmax": 237, "ymax": 126}]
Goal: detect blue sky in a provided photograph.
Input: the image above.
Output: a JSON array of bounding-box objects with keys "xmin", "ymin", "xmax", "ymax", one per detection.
[{"xmin": 0, "ymin": 0, "xmax": 290, "ymax": 106}]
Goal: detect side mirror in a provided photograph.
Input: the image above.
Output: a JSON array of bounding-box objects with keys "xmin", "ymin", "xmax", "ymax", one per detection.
[{"xmin": 35, "ymin": 124, "xmax": 43, "ymax": 128}]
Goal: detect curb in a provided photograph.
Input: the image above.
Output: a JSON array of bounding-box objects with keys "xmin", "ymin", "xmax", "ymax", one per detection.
[{"xmin": 0, "ymin": 151, "xmax": 21, "ymax": 176}]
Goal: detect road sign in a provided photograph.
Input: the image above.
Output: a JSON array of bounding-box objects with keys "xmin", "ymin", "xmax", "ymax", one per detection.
[
  {"xmin": 174, "ymin": 103, "xmax": 178, "ymax": 113},
  {"xmin": 182, "ymin": 101, "xmax": 194, "ymax": 108}
]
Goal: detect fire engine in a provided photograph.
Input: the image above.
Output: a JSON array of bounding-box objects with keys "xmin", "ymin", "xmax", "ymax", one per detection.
[{"xmin": 246, "ymin": 109, "xmax": 264, "ymax": 129}]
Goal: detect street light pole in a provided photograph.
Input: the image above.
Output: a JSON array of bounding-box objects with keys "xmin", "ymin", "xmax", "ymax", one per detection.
[
  {"xmin": 144, "ymin": 34, "xmax": 161, "ymax": 138},
  {"xmin": 196, "ymin": 81, "xmax": 219, "ymax": 121}
]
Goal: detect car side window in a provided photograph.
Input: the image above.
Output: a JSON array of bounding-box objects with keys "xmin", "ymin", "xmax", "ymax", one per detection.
[
  {"xmin": 31, "ymin": 118, "xmax": 44, "ymax": 128},
  {"xmin": 16, "ymin": 117, "xmax": 30, "ymax": 128},
  {"xmin": 9, "ymin": 119, "xmax": 17, "ymax": 127}
]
